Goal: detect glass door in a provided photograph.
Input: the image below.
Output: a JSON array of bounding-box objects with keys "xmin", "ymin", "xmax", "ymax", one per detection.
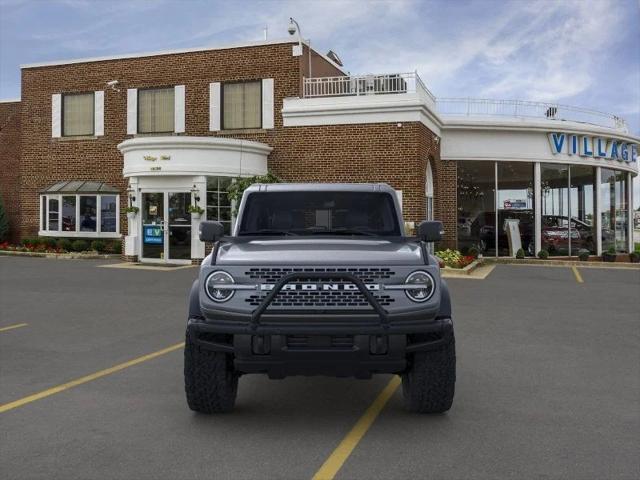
[
  {"xmin": 167, "ymin": 192, "xmax": 191, "ymax": 261},
  {"xmin": 141, "ymin": 192, "xmax": 165, "ymax": 260}
]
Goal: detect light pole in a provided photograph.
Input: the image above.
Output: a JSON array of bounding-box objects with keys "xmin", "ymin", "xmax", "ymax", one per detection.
[{"xmin": 288, "ymin": 17, "xmax": 312, "ymax": 79}]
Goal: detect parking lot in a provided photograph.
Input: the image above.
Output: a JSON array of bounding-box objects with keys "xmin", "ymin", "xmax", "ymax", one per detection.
[{"xmin": 1, "ymin": 257, "xmax": 638, "ymax": 479}]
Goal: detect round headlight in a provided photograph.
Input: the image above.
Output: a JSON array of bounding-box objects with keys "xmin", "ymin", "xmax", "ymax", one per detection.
[
  {"xmin": 205, "ymin": 271, "xmax": 235, "ymax": 302},
  {"xmin": 405, "ymin": 271, "xmax": 435, "ymax": 302}
]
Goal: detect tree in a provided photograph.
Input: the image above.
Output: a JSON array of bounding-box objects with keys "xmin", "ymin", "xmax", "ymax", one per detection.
[
  {"xmin": 0, "ymin": 195, "xmax": 9, "ymax": 242},
  {"xmin": 226, "ymin": 172, "xmax": 281, "ymax": 215}
]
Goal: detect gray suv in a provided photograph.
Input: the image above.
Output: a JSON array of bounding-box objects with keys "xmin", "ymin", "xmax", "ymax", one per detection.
[{"xmin": 185, "ymin": 183, "xmax": 455, "ymax": 413}]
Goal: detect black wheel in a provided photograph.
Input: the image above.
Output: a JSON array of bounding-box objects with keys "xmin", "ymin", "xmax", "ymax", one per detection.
[
  {"xmin": 184, "ymin": 330, "xmax": 239, "ymax": 413},
  {"xmin": 402, "ymin": 333, "xmax": 456, "ymax": 413}
]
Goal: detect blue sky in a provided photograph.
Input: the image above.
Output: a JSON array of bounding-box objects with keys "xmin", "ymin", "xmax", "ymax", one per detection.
[{"xmin": 1, "ymin": 0, "xmax": 638, "ymax": 204}]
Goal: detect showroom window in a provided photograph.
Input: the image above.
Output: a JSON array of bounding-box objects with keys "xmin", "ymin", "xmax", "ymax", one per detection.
[
  {"xmin": 497, "ymin": 162, "xmax": 534, "ymax": 256},
  {"xmin": 541, "ymin": 164, "xmax": 569, "ymax": 256},
  {"xmin": 601, "ymin": 168, "xmax": 628, "ymax": 253},
  {"xmin": 138, "ymin": 87, "xmax": 175, "ymax": 133},
  {"xmin": 39, "ymin": 181, "xmax": 120, "ymax": 237},
  {"xmin": 222, "ymin": 81, "xmax": 261, "ymax": 129},
  {"xmin": 206, "ymin": 177, "xmax": 233, "ymax": 234},
  {"xmin": 457, "ymin": 161, "xmax": 496, "ymax": 256},
  {"xmin": 62, "ymin": 92, "xmax": 94, "ymax": 136}
]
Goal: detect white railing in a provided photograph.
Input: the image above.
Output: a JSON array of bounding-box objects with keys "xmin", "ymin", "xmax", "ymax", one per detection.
[
  {"xmin": 436, "ymin": 97, "xmax": 628, "ymax": 132},
  {"xmin": 303, "ymin": 72, "xmax": 435, "ymax": 101}
]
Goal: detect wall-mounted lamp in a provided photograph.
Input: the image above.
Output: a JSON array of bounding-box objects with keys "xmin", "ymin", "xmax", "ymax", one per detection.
[
  {"xmin": 191, "ymin": 185, "xmax": 201, "ymax": 203},
  {"xmin": 126, "ymin": 187, "xmax": 136, "ymax": 205}
]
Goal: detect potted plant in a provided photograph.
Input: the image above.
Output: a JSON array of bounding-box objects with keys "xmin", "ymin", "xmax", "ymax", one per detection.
[
  {"xmin": 537, "ymin": 249, "xmax": 549, "ymax": 260},
  {"xmin": 515, "ymin": 248, "xmax": 525, "ymax": 259},
  {"xmin": 125, "ymin": 206, "xmax": 139, "ymax": 221},
  {"xmin": 188, "ymin": 204, "xmax": 204, "ymax": 220},
  {"xmin": 602, "ymin": 246, "xmax": 617, "ymax": 262},
  {"xmin": 629, "ymin": 249, "xmax": 640, "ymax": 263}
]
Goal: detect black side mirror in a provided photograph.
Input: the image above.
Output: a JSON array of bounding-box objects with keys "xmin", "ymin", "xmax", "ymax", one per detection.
[
  {"xmin": 418, "ymin": 220, "xmax": 444, "ymax": 242},
  {"xmin": 199, "ymin": 221, "xmax": 225, "ymax": 242}
]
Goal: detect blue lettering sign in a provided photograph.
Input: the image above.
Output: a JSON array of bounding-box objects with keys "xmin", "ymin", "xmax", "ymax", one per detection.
[
  {"xmin": 549, "ymin": 133, "xmax": 565, "ymax": 154},
  {"xmin": 143, "ymin": 226, "xmax": 163, "ymax": 245},
  {"xmin": 631, "ymin": 144, "xmax": 638, "ymax": 162},
  {"xmin": 620, "ymin": 143, "xmax": 628, "ymax": 162},
  {"xmin": 596, "ymin": 138, "xmax": 607, "ymax": 157},
  {"xmin": 580, "ymin": 136, "xmax": 593, "ymax": 156},
  {"xmin": 569, "ymin": 135, "xmax": 579, "ymax": 155}
]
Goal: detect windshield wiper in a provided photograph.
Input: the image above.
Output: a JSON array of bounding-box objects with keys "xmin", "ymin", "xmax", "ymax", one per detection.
[{"xmin": 239, "ymin": 229, "xmax": 299, "ymax": 236}]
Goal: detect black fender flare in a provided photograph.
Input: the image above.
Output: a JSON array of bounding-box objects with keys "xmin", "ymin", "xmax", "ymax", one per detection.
[
  {"xmin": 188, "ymin": 279, "xmax": 203, "ymax": 320},
  {"xmin": 437, "ymin": 278, "xmax": 452, "ymax": 319}
]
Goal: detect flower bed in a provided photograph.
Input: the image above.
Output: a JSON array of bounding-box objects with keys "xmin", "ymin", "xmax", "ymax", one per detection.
[
  {"xmin": 435, "ymin": 249, "xmax": 476, "ymax": 269},
  {"xmin": 0, "ymin": 237, "xmax": 122, "ymax": 255}
]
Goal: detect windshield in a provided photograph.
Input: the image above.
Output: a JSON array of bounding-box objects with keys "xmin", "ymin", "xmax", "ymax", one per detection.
[{"xmin": 238, "ymin": 191, "xmax": 401, "ymax": 236}]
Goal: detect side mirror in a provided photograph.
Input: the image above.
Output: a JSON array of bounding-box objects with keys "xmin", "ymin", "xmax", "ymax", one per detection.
[
  {"xmin": 418, "ymin": 220, "xmax": 444, "ymax": 242},
  {"xmin": 199, "ymin": 221, "xmax": 225, "ymax": 242}
]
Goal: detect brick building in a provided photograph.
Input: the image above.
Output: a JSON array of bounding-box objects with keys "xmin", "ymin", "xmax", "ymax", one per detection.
[{"xmin": 0, "ymin": 38, "xmax": 638, "ymax": 262}]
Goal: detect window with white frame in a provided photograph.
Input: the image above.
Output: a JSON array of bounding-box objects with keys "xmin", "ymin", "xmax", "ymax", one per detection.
[
  {"xmin": 63, "ymin": 92, "xmax": 95, "ymax": 136},
  {"xmin": 39, "ymin": 181, "xmax": 120, "ymax": 237},
  {"xmin": 206, "ymin": 177, "xmax": 233, "ymax": 234}
]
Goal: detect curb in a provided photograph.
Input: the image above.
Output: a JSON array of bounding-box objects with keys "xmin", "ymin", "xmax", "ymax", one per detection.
[
  {"xmin": 484, "ymin": 257, "xmax": 640, "ymax": 270},
  {"xmin": 0, "ymin": 250, "xmax": 120, "ymax": 260}
]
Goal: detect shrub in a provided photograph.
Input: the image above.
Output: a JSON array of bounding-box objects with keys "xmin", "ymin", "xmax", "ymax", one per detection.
[
  {"xmin": 607, "ymin": 245, "xmax": 616, "ymax": 254},
  {"xmin": 515, "ymin": 248, "xmax": 525, "ymax": 259},
  {"xmin": 468, "ymin": 246, "xmax": 479, "ymax": 258},
  {"xmin": 0, "ymin": 195, "xmax": 9, "ymax": 242},
  {"xmin": 71, "ymin": 239, "xmax": 89, "ymax": 252},
  {"xmin": 57, "ymin": 238, "xmax": 73, "ymax": 252},
  {"xmin": 108, "ymin": 239, "xmax": 122, "ymax": 253},
  {"xmin": 629, "ymin": 252, "xmax": 640, "ymax": 263},
  {"xmin": 41, "ymin": 237, "xmax": 58, "ymax": 249},
  {"xmin": 577, "ymin": 249, "xmax": 590, "ymax": 261},
  {"xmin": 227, "ymin": 172, "xmax": 280, "ymax": 215},
  {"xmin": 91, "ymin": 240, "xmax": 106, "ymax": 252},
  {"xmin": 537, "ymin": 249, "xmax": 549, "ymax": 260},
  {"xmin": 435, "ymin": 249, "xmax": 462, "ymax": 267},
  {"xmin": 21, "ymin": 237, "xmax": 36, "ymax": 247}
]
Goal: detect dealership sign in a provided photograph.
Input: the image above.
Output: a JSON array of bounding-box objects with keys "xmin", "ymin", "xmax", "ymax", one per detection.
[{"xmin": 548, "ymin": 133, "xmax": 638, "ymax": 163}]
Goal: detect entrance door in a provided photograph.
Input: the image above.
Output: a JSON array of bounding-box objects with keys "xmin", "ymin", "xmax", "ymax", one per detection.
[{"xmin": 141, "ymin": 192, "xmax": 191, "ymax": 263}]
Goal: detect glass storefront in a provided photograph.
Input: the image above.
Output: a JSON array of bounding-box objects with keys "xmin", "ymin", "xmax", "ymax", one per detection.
[
  {"xmin": 601, "ymin": 169, "xmax": 629, "ymax": 253},
  {"xmin": 206, "ymin": 176, "xmax": 233, "ymax": 234},
  {"xmin": 457, "ymin": 161, "xmax": 630, "ymax": 257}
]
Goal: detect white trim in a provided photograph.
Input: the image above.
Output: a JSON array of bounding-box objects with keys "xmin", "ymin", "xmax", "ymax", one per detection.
[
  {"xmin": 262, "ymin": 78, "xmax": 274, "ymax": 129},
  {"xmin": 51, "ymin": 94, "xmax": 61, "ymax": 138},
  {"xmin": 0, "ymin": 98, "xmax": 20, "ymax": 103},
  {"xmin": 174, "ymin": 85, "xmax": 185, "ymax": 133},
  {"xmin": 127, "ymin": 89, "xmax": 137, "ymax": 135},
  {"xmin": 595, "ymin": 167, "xmax": 602, "ymax": 256},
  {"xmin": 94, "ymin": 90, "xmax": 104, "ymax": 136},
  {"xmin": 209, "ymin": 82, "xmax": 221, "ymax": 131},
  {"xmin": 39, "ymin": 193, "xmax": 120, "ymax": 237},
  {"xmin": 20, "ymin": 38, "xmax": 300, "ymax": 69},
  {"xmin": 628, "ymin": 172, "xmax": 634, "ymax": 253}
]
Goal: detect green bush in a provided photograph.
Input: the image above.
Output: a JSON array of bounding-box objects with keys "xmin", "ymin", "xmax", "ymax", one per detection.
[
  {"xmin": 91, "ymin": 240, "xmax": 106, "ymax": 252},
  {"xmin": 71, "ymin": 239, "xmax": 89, "ymax": 252},
  {"xmin": 537, "ymin": 249, "xmax": 549, "ymax": 260},
  {"xmin": 108, "ymin": 239, "xmax": 122, "ymax": 253},
  {"xmin": 57, "ymin": 238, "xmax": 73, "ymax": 252},
  {"xmin": 515, "ymin": 248, "xmax": 525, "ymax": 259},
  {"xmin": 0, "ymin": 195, "xmax": 9, "ymax": 242},
  {"xmin": 577, "ymin": 249, "xmax": 590, "ymax": 261},
  {"xmin": 468, "ymin": 246, "xmax": 479, "ymax": 258},
  {"xmin": 21, "ymin": 237, "xmax": 35, "ymax": 246},
  {"xmin": 607, "ymin": 245, "xmax": 616, "ymax": 254},
  {"xmin": 227, "ymin": 172, "xmax": 280, "ymax": 215},
  {"xmin": 435, "ymin": 249, "xmax": 462, "ymax": 267},
  {"xmin": 41, "ymin": 237, "xmax": 58, "ymax": 248},
  {"xmin": 629, "ymin": 252, "xmax": 640, "ymax": 263}
]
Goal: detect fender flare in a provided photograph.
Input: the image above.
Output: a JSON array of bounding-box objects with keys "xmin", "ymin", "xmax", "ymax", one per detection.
[
  {"xmin": 188, "ymin": 279, "xmax": 203, "ymax": 319},
  {"xmin": 437, "ymin": 278, "xmax": 452, "ymax": 319}
]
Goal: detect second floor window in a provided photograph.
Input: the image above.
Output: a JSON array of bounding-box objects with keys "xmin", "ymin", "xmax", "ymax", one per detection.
[
  {"xmin": 138, "ymin": 87, "xmax": 174, "ymax": 133},
  {"xmin": 63, "ymin": 92, "xmax": 94, "ymax": 136},
  {"xmin": 223, "ymin": 81, "xmax": 261, "ymax": 129}
]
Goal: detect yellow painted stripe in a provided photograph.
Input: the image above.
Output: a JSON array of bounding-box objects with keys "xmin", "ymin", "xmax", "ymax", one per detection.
[
  {"xmin": 312, "ymin": 375, "xmax": 401, "ymax": 480},
  {"xmin": 572, "ymin": 266, "xmax": 584, "ymax": 283},
  {"xmin": 0, "ymin": 323, "xmax": 28, "ymax": 333},
  {"xmin": 0, "ymin": 342, "xmax": 184, "ymax": 414}
]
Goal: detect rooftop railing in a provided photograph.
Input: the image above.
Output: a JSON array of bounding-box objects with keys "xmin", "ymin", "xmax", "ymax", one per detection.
[
  {"xmin": 301, "ymin": 73, "xmax": 628, "ymax": 132},
  {"xmin": 436, "ymin": 98, "xmax": 628, "ymax": 132}
]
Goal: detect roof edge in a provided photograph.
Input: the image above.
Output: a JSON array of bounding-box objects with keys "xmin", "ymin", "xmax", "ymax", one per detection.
[{"xmin": 0, "ymin": 98, "xmax": 21, "ymax": 103}]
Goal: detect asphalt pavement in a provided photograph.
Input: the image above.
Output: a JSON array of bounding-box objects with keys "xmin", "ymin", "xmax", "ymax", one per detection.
[{"xmin": 0, "ymin": 257, "xmax": 638, "ymax": 479}]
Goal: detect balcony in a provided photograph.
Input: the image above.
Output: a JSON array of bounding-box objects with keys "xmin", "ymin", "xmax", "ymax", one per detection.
[{"xmin": 301, "ymin": 73, "xmax": 628, "ymax": 132}]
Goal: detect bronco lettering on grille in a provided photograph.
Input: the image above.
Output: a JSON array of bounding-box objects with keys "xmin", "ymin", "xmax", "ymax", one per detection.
[{"xmin": 260, "ymin": 283, "xmax": 380, "ymax": 291}]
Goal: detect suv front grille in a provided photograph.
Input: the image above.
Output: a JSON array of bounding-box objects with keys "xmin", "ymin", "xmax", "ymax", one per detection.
[{"xmin": 243, "ymin": 267, "xmax": 396, "ymax": 308}]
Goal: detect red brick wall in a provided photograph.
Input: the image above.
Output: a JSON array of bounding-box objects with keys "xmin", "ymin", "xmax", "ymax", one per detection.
[{"xmin": 0, "ymin": 101, "xmax": 21, "ymax": 242}]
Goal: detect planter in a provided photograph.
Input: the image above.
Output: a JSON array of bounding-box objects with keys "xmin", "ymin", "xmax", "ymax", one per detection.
[
  {"xmin": 629, "ymin": 252, "xmax": 640, "ymax": 263},
  {"xmin": 602, "ymin": 253, "xmax": 617, "ymax": 262},
  {"xmin": 191, "ymin": 212, "xmax": 202, "ymax": 221}
]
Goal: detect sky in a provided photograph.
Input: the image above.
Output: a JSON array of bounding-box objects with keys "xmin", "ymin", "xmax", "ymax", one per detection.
[{"xmin": 1, "ymin": 0, "xmax": 638, "ymax": 205}]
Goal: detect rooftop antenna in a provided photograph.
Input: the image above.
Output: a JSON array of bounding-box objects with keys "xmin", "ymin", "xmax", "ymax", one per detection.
[{"xmin": 263, "ymin": 25, "xmax": 268, "ymax": 41}]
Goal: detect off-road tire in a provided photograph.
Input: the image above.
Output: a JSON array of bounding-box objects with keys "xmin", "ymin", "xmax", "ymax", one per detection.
[
  {"xmin": 402, "ymin": 333, "xmax": 456, "ymax": 413},
  {"xmin": 184, "ymin": 331, "xmax": 238, "ymax": 413}
]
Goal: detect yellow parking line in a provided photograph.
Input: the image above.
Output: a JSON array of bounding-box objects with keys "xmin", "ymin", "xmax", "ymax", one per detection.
[
  {"xmin": 312, "ymin": 376, "xmax": 401, "ymax": 480},
  {"xmin": 571, "ymin": 266, "xmax": 584, "ymax": 283},
  {"xmin": 0, "ymin": 323, "xmax": 28, "ymax": 333},
  {"xmin": 0, "ymin": 342, "xmax": 184, "ymax": 414}
]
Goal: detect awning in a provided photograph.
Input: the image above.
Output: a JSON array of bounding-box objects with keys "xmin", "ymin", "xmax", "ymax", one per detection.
[{"xmin": 41, "ymin": 181, "xmax": 120, "ymax": 194}]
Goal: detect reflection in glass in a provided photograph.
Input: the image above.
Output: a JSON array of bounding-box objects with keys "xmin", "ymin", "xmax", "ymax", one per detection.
[
  {"xmin": 48, "ymin": 197, "xmax": 59, "ymax": 231},
  {"xmin": 207, "ymin": 176, "xmax": 233, "ymax": 235},
  {"xmin": 601, "ymin": 169, "xmax": 628, "ymax": 253},
  {"xmin": 142, "ymin": 193, "xmax": 164, "ymax": 259},
  {"xmin": 569, "ymin": 166, "xmax": 596, "ymax": 254},
  {"xmin": 497, "ymin": 163, "xmax": 534, "ymax": 256},
  {"xmin": 457, "ymin": 161, "xmax": 496, "ymax": 256},
  {"xmin": 541, "ymin": 164, "xmax": 569, "ymax": 256},
  {"xmin": 168, "ymin": 192, "xmax": 191, "ymax": 260},
  {"xmin": 79, "ymin": 196, "xmax": 97, "ymax": 232},
  {"xmin": 101, "ymin": 195, "xmax": 117, "ymax": 233},
  {"xmin": 62, "ymin": 196, "xmax": 76, "ymax": 232}
]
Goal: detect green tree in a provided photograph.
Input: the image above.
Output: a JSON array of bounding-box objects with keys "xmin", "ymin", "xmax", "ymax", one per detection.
[
  {"xmin": 0, "ymin": 195, "xmax": 9, "ymax": 242},
  {"xmin": 226, "ymin": 172, "xmax": 281, "ymax": 214}
]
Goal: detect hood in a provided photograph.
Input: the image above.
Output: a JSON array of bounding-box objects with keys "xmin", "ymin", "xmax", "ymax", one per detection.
[{"xmin": 216, "ymin": 237, "xmax": 424, "ymax": 266}]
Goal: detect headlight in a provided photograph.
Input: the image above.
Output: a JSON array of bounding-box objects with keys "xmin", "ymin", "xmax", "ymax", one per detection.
[
  {"xmin": 205, "ymin": 271, "xmax": 235, "ymax": 302},
  {"xmin": 405, "ymin": 271, "xmax": 435, "ymax": 302}
]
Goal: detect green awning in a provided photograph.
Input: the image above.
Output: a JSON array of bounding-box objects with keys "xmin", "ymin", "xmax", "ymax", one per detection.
[{"xmin": 41, "ymin": 181, "xmax": 120, "ymax": 194}]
